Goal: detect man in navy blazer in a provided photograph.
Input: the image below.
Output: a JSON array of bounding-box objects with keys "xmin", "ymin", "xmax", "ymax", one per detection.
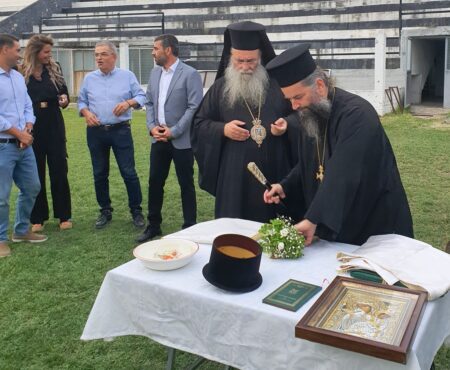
[{"xmin": 137, "ymin": 34, "xmax": 203, "ymax": 242}]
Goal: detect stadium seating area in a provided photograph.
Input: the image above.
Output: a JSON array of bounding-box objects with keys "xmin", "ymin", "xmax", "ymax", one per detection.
[
  {"xmin": 0, "ymin": 0, "xmax": 35, "ymax": 22},
  {"xmin": 33, "ymin": 0, "xmax": 450, "ymax": 70}
]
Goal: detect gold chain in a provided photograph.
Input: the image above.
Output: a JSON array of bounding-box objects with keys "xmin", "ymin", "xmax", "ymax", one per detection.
[
  {"xmin": 242, "ymin": 93, "xmax": 262, "ymax": 123},
  {"xmin": 315, "ymin": 88, "xmax": 335, "ymax": 183},
  {"xmin": 315, "ymin": 124, "xmax": 328, "ymax": 182}
]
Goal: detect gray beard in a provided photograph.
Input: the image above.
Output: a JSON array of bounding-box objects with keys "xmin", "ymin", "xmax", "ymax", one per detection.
[
  {"xmin": 297, "ymin": 98, "xmax": 332, "ymax": 139},
  {"xmin": 223, "ymin": 63, "xmax": 269, "ymax": 109}
]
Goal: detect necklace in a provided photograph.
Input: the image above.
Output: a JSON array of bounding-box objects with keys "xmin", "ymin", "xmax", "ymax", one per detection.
[
  {"xmin": 243, "ymin": 94, "xmax": 266, "ymax": 147},
  {"xmin": 315, "ymin": 88, "xmax": 335, "ymax": 183},
  {"xmin": 315, "ymin": 124, "xmax": 327, "ymax": 182}
]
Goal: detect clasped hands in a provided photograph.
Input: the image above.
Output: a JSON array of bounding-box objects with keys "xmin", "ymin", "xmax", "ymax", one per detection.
[
  {"xmin": 264, "ymin": 183, "xmax": 317, "ymax": 246},
  {"xmin": 150, "ymin": 125, "xmax": 172, "ymax": 142},
  {"xmin": 223, "ymin": 117, "xmax": 288, "ymax": 141}
]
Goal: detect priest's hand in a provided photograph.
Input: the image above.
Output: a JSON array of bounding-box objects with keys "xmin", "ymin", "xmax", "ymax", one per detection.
[
  {"xmin": 271, "ymin": 118, "xmax": 287, "ymax": 136},
  {"xmin": 294, "ymin": 219, "xmax": 317, "ymax": 246},
  {"xmin": 224, "ymin": 120, "xmax": 250, "ymax": 141},
  {"xmin": 263, "ymin": 183, "xmax": 285, "ymax": 204}
]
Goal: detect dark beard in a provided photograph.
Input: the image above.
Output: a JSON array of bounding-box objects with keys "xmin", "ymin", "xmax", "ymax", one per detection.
[{"xmin": 297, "ymin": 98, "xmax": 332, "ymax": 140}]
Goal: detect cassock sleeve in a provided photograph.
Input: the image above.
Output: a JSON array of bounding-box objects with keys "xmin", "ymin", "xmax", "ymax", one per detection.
[
  {"xmin": 190, "ymin": 82, "xmax": 226, "ymax": 196},
  {"xmin": 280, "ymin": 163, "xmax": 302, "ymax": 197},
  {"xmin": 305, "ymin": 104, "xmax": 382, "ymax": 235},
  {"xmin": 280, "ymin": 115, "xmax": 309, "ymax": 219},
  {"xmin": 284, "ymin": 111, "xmax": 301, "ymax": 165}
]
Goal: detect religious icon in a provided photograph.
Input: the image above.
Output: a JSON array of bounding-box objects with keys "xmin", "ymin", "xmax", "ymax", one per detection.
[
  {"xmin": 250, "ymin": 120, "xmax": 266, "ymax": 147},
  {"xmin": 295, "ymin": 276, "xmax": 427, "ymax": 364}
]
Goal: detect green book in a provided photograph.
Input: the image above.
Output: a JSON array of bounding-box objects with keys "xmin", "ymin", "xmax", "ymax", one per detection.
[
  {"xmin": 263, "ymin": 279, "xmax": 322, "ymax": 312},
  {"xmin": 349, "ymin": 269, "xmax": 407, "ymax": 288}
]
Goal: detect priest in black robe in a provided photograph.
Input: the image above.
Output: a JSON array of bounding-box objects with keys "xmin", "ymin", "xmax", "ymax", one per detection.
[
  {"xmin": 191, "ymin": 21, "xmax": 301, "ymax": 222},
  {"xmin": 264, "ymin": 44, "xmax": 414, "ymax": 245}
]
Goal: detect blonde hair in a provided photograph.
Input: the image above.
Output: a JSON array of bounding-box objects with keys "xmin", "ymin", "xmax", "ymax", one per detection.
[{"xmin": 22, "ymin": 34, "xmax": 65, "ymax": 88}]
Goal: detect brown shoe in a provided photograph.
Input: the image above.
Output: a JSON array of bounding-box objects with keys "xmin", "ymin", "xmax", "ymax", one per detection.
[
  {"xmin": 12, "ymin": 231, "xmax": 48, "ymax": 243},
  {"xmin": 0, "ymin": 242, "xmax": 11, "ymax": 258},
  {"xmin": 32, "ymin": 223, "xmax": 44, "ymax": 232},
  {"xmin": 60, "ymin": 221, "xmax": 73, "ymax": 230}
]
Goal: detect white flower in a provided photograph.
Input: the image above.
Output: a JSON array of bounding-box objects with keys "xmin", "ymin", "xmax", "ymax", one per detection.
[
  {"xmin": 280, "ymin": 228, "xmax": 289, "ymax": 237},
  {"xmin": 278, "ymin": 242, "xmax": 284, "ymax": 251}
]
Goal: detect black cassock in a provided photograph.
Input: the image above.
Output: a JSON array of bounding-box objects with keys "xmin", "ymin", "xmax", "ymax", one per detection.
[
  {"xmin": 281, "ymin": 88, "xmax": 414, "ymax": 245},
  {"xmin": 191, "ymin": 77, "xmax": 301, "ymax": 222}
]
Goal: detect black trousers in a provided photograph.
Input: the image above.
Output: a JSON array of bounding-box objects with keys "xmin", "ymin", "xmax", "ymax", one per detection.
[
  {"xmin": 31, "ymin": 137, "xmax": 71, "ymax": 224},
  {"xmin": 148, "ymin": 141, "xmax": 196, "ymax": 229}
]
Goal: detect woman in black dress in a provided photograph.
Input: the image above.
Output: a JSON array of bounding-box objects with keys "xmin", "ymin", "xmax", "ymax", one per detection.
[{"xmin": 22, "ymin": 35, "xmax": 72, "ymax": 231}]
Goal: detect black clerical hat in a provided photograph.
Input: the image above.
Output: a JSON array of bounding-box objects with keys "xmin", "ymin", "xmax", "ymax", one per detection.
[
  {"xmin": 228, "ymin": 21, "xmax": 264, "ymax": 50},
  {"xmin": 215, "ymin": 21, "xmax": 276, "ymax": 81},
  {"xmin": 202, "ymin": 234, "xmax": 263, "ymax": 293},
  {"xmin": 266, "ymin": 43, "xmax": 317, "ymax": 87}
]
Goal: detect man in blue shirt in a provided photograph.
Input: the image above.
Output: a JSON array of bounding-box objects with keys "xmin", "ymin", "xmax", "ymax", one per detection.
[
  {"xmin": 78, "ymin": 41, "xmax": 146, "ymax": 229},
  {"xmin": 0, "ymin": 34, "xmax": 47, "ymax": 258}
]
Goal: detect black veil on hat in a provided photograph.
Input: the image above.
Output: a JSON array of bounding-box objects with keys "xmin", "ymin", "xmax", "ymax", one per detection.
[
  {"xmin": 266, "ymin": 43, "xmax": 317, "ymax": 88},
  {"xmin": 215, "ymin": 21, "xmax": 276, "ymax": 81}
]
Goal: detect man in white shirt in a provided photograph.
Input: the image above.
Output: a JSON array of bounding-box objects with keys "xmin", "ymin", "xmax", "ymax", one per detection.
[{"xmin": 137, "ymin": 34, "xmax": 203, "ymax": 242}]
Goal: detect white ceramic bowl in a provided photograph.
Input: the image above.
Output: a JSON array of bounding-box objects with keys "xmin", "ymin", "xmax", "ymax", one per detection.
[{"xmin": 133, "ymin": 238, "xmax": 199, "ymax": 271}]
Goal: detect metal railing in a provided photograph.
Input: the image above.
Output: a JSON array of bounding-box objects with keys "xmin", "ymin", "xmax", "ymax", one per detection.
[{"xmin": 40, "ymin": 11, "xmax": 165, "ymax": 36}]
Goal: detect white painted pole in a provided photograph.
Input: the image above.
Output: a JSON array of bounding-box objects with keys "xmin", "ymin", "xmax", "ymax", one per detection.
[
  {"xmin": 119, "ymin": 42, "xmax": 129, "ymax": 70},
  {"xmin": 374, "ymin": 30, "xmax": 387, "ymax": 114}
]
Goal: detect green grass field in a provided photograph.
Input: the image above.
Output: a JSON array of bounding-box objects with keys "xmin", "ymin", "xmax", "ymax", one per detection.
[{"xmin": 0, "ymin": 109, "xmax": 449, "ymax": 369}]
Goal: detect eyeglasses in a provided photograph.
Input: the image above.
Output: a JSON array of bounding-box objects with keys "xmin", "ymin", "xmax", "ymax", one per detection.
[{"xmin": 95, "ymin": 52, "xmax": 113, "ymax": 58}]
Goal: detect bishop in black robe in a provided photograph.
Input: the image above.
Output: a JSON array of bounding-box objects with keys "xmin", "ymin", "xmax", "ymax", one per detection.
[
  {"xmin": 191, "ymin": 21, "xmax": 302, "ymax": 223},
  {"xmin": 191, "ymin": 77, "xmax": 301, "ymax": 223},
  {"xmin": 265, "ymin": 44, "xmax": 413, "ymax": 245}
]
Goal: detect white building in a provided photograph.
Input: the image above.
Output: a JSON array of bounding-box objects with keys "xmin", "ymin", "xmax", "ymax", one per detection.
[{"xmin": 1, "ymin": 0, "xmax": 449, "ymax": 114}]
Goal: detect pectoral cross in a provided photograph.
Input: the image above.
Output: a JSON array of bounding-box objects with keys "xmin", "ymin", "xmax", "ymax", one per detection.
[{"xmin": 316, "ymin": 165, "xmax": 324, "ymax": 182}]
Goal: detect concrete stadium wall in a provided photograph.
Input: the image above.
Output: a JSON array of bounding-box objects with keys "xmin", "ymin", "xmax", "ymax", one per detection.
[
  {"xmin": 5, "ymin": 0, "xmax": 448, "ymax": 113},
  {"xmin": 0, "ymin": 0, "xmax": 71, "ymax": 35}
]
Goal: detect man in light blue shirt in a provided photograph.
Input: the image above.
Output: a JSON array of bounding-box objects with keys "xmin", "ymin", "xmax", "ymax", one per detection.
[
  {"xmin": 0, "ymin": 34, "xmax": 47, "ymax": 257},
  {"xmin": 78, "ymin": 41, "xmax": 146, "ymax": 229}
]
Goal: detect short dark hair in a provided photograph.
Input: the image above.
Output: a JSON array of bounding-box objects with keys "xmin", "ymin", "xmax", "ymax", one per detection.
[
  {"xmin": 0, "ymin": 34, "xmax": 19, "ymax": 49},
  {"xmin": 154, "ymin": 34, "xmax": 179, "ymax": 57}
]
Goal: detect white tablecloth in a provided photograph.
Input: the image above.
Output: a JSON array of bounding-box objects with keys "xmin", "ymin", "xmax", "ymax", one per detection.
[{"xmin": 81, "ymin": 237, "xmax": 450, "ymax": 370}]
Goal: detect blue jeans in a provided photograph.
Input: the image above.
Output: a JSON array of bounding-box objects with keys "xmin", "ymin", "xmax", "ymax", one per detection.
[
  {"xmin": 0, "ymin": 143, "xmax": 41, "ymax": 242},
  {"xmin": 87, "ymin": 124, "xmax": 142, "ymax": 214}
]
